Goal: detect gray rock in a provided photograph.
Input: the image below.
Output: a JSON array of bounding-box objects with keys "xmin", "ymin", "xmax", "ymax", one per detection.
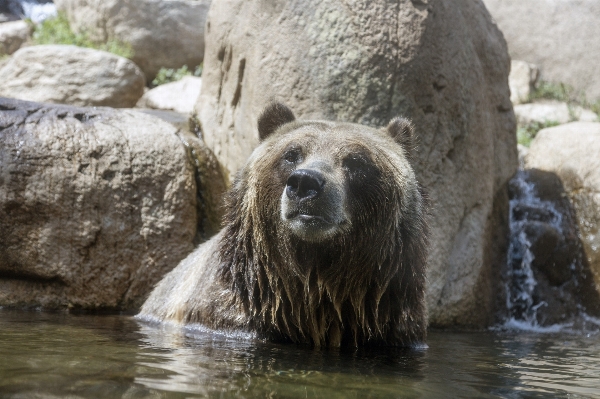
[
  {"xmin": 517, "ymin": 144, "xmax": 528, "ymax": 169},
  {"xmin": 196, "ymin": 0, "xmax": 517, "ymax": 327},
  {"xmin": 514, "ymin": 101, "xmax": 598, "ymax": 126},
  {"xmin": 0, "ymin": 45, "xmax": 145, "ymax": 108},
  {"xmin": 483, "ymin": 0, "xmax": 600, "ymax": 101},
  {"xmin": 572, "ymin": 106, "xmax": 598, "ymax": 123},
  {"xmin": 137, "ymin": 76, "xmax": 202, "ymax": 114},
  {"xmin": 55, "ymin": 0, "xmax": 211, "ymax": 80},
  {"xmin": 509, "ymin": 60, "xmax": 539, "ymax": 105},
  {"xmin": 0, "ymin": 20, "xmax": 31, "ymax": 56},
  {"xmin": 0, "ymin": 97, "xmax": 226, "ymax": 310},
  {"xmin": 514, "ymin": 101, "xmax": 571, "ymax": 125},
  {"xmin": 526, "ymin": 122, "xmax": 600, "ymax": 297}
]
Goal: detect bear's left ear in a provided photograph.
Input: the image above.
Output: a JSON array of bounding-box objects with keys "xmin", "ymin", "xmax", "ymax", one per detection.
[
  {"xmin": 387, "ymin": 117, "xmax": 416, "ymax": 160},
  {"xmin": 257, "ymin": 102, "xmax": 296, "ymax": 141}
]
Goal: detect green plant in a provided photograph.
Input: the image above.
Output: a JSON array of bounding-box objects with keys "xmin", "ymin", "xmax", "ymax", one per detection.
[
  {"xmin": 152, "ymin": 64, "xmax": 203, "ymax": 87},
  {"xmin": 528, "ymin": 81, "xmax": 573, "ymax": 103},
  {"xmin": 587, "ymin": 100, "xmax": 600, "ymax": 118},
  {"xmin": 526, "ymin": 80, "xmax": 599, "ymax": 123},
  {"xmin": 517, "ymin": 120, "xmax": 560, "ymax": 147},
  {"xmin": 32, "ymin": 13, "xmax": 133, "ymax": 59}
]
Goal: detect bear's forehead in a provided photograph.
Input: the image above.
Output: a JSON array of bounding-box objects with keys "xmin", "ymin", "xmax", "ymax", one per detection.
[{"xmin": 275, "ymin": 122, "xmax": 391, "ymax": 153}]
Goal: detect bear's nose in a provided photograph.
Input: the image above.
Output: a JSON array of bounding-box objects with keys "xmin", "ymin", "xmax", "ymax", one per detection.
[{"xmin": 286, "ymin": 169, "xmax": 325, "ymax": 201}]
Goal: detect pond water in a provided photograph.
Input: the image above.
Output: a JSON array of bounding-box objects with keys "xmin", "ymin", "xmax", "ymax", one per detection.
[{"xmin": 1, "ymin": 310, "xmax": 599, "ymax": 398}]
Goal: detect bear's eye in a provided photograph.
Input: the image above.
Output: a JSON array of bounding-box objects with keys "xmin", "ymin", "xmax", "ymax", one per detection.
[
  {"xmin": 283, "ymin": 148, "xmax": 302, "ymax": 164},
  {"xmin": 343, "ymin": 154, "xmax": 369, "ymax": 173}
]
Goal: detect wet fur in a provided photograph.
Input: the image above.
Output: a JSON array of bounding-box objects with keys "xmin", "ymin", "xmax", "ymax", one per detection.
[{"xmin": 139, "ymin": 105, "xmax": 429, "ymax": 347}]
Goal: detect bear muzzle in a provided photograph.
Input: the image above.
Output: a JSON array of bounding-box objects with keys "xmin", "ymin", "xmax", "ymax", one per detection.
[{"xmin": 281, "ymin": 168, "xmax": 349, "ymax": 242}]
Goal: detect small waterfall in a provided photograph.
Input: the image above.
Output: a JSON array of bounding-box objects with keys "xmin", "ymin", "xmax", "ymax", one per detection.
[
  {"xmin": 504, "ymin": 169, "xmax": 600, "ymax": 332},
  {"xmin": 506, "ymin": 170, "xmax": 563, "ymax": 329},
  {"xmin": 3, "ymin": 0, "xmax": 56, "ymax": 23}
]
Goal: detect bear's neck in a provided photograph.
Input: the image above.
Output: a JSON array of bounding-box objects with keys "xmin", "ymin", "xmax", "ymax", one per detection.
[{"xmin": 216, "ymin": 225, "xmax": 419, "ymax": 347}]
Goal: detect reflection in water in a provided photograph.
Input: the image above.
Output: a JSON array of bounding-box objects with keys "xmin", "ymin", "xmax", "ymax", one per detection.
[
  {"xmin": 136, "ymin": 322, "xmax": 425, "ymax": 398},
  {"xmin": 0, "ymin": 310, "xmax": 599, "ymax": 398}
]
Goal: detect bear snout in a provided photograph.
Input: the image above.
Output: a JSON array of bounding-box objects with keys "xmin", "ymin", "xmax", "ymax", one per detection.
[{"xmin": 286, "ymin": 169, "xmax": 326, "ymax": 202}]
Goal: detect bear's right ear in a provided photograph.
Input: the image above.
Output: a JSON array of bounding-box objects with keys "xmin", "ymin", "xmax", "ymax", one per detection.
[
  {"xmin": 257, "ymin": 102, "xmax": 296, "ymax": 141},
  {"xmin": 387, "ymin": 117, "xmax": 416, "ymax": 161}
]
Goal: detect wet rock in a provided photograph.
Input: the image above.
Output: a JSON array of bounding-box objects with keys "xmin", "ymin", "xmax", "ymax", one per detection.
[
  {"xmin": 509, "ymin": 60, "xmax": 539, "ymax": 105},
  {"xmin": 197, "ymin": 0, "xmax": 517, "ymax": 327},
  {"xmin": 55, "ymin": 0, "xmax": 211, "ymax": 80},
  {"xmin": 524, "ymin": 222, "xmax": 570, "ymax": 286},
  {"xmin": 483, "ymin": 0, "xmax": 600, "ymax": 101},
  {"xmin": 0, "ymin": 97, "xmax": 226, "ymax": 310},
  {"xmin": 137, "ymin": 76, "xmax": 202, "ymax": 114},
  {"xmin": 0, "ymin": 45, "xmax": 145, "ymax": 108},
  {"xmin": 526, "ymin": 122, "xmax": 600, "ymax": 301},
  {"xmin": 0, "ymin": 20, "xmax": 31, "ymax": 56}
]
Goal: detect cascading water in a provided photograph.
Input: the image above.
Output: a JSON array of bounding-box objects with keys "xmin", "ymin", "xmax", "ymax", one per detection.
[
  {"xmin": 2, "ymin": 0, "xmax": 56, "ymax": 23},
  {"xmin": 504, "ymin": 169, "xmax": 600, "ymax": 332},
  {"xmin": 506, "ymin": 170, "xmax": 563, "ymax": 329}
]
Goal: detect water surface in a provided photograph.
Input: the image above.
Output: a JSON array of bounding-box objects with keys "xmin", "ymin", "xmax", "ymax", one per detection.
[{"xmin": 1, "ymin": 310, "xmax": 599, "ymax": 398}]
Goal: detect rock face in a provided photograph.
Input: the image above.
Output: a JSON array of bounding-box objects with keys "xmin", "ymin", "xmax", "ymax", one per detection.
[
  {"xmin": 197, "ymin": 0, "xmax": 517, "ymax": 327},
  {"xmin": 526, "ymin": 122, "xmax": 600, "ymax": 296},
  {"xmin": 0, "ymin": 97, "xmax": 225, "ymax": 310},
  {"xmin": 509, "ymin": 60, "xmax": 538, "ymax": 105},
  {"xmin": 483, "ymin": 0, "xmax": 600, "ymax": 101},
  {"xmin": 137, "ymin": 76, "xmax": 202, "ymax": 114},
  {"xmin": 0, "ymin": 45, "xmax": 145, "ymax": 108},
  {"xmin": 55, "ymin": 0, "xmax": 211, "ymax": 80},
  {"xmin": 0, "ymin": 20, "xmax": 31, "ymax": 56}
]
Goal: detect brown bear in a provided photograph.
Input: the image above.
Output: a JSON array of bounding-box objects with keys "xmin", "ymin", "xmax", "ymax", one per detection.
[{"xmin": 138, "ymin": 103, "xmax": 429, "ymax": 347}]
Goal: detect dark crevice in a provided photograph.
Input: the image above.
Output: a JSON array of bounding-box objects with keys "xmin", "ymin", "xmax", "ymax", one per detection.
[
  {"xmin": 231, "ymin": 58, "xmax": 246, "ymax": 108},
  {"xmin": 173, "ymin": 129, "xmax": 208, "ymax": 244},
  {"xmin": 102, "ymin": 170, "xmax": 116, "ymax": 181},
  {"xmin": 0, "ymin": 270, "xmax": 66, "ymax": 286}
]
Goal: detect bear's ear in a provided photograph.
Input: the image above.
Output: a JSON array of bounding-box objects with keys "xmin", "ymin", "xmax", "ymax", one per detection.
[
  {"xmin": 387, "ymin": 117, "xmax": 416, "ymax": 161},
  {"xmin": 257, "ymin": 102, "xmax": 296, "ymax": 141}
]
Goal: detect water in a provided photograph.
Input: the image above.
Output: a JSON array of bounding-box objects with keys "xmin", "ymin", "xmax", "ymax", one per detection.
[
  {"xmin": 506, "ymin": 170, "xmax": 563, "ymax": 326},
  {"xmin": 505, "ymin": 170, "xmax": 600, "ymax": 330},
  {"xmin": 1, "ymin": 310, "xmax": 600, "ymax": 398},
  {"xmin": 3, "ymin": 0, "xmax": 56, "ymax": 23}
]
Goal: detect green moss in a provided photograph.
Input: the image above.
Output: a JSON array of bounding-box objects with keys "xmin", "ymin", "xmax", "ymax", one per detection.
[
  {"xmin": 152, "ymin": 64, "xmax": 203, "ymax": 87},
  {"xmin": 517, "ymin": 120, "xmax": 561, "ymax": 147},
  {"xmin": 528, "ymin": 81, "xmax": 572, "ymax": 103},
  {"xmin": 528, "ymin": 80, "xmax": 599, "ymax": 120},
  {"xmin": 588, "ymin": 100, "xmax": 600, "ymax": 117},
  {"xmin": 32, "ymin": 13, "xmax": 133, "ymax": 59}
]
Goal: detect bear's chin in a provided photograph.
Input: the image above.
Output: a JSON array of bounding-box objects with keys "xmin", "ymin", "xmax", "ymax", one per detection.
[{"xmin": 284, "ymin": 214, "xmax": 342, "ymax": 243}]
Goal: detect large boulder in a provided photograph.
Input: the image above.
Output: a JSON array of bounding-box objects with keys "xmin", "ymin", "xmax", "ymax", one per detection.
[
  {"xmin": 0, "ymin": 20, "xmax": 31, "ymax": 56},
  {"xmin": 525, "ymin": 122, "xmax": 600, "ymax": 296},
  {"xmin": 0, "ymin": 45, "xmax": 145, "ymax": 108},
  {"xmin": 196, "ymin": 0, "xmax": 517, "ymax": 327},
  {"xmin": 0, "ymin": 97, "xmax": 226, "ymax": 310},
  {"xmin": 483, "ymin": 0, "xmax": 600, "ymax": 101},
  {"xmin": 55, "ymin": 0, "xmax": 211, "ymax": 80}
]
